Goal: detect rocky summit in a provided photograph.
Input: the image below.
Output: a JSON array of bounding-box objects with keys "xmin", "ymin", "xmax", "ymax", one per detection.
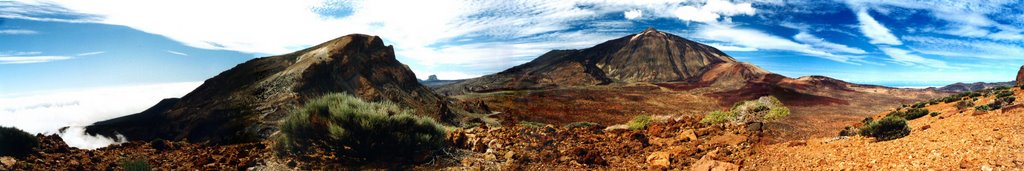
[
  {"xmin": 436, "ymin": 28, "xmax": 739, "ymax": 95},
  {"xmin": 85, "ymin": 34, "xmax": 453, "ymax": 144},
  {"xmin": 1017, "ymin": 65, "xmax": 1024, "ymax": 86}
]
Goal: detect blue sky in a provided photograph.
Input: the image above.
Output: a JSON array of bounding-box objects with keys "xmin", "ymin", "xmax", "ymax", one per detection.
[{"xmin": 3, "ymin": 0, "xmax": 1024, "ymax": 94}]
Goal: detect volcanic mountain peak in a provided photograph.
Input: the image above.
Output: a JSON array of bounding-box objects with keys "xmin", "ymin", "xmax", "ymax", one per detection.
[
  {"xmin": 436, "ymin": 28, "xmax": 743, "ymax": 94},
  {"xmin": 86, "ymin": 34, "xmax": 451, "ymax": 144}
]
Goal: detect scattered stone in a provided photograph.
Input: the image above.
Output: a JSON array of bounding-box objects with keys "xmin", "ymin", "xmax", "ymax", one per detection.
[
  {"xmin": 504, "ymin": 151, "xmax": 516, "ymax": 160},
  {"xmin": 960, "ymin": 159, "xmax": 975, "ymax": 169},
  {"xmin": 920, "ymin": 125, "xmax": 931, "ymax": 131},
  {"xmin": 646, "ymin": 152, "xmax": 670, "ymax": 169},
  {"xmin": 0, "ymin": 156, "xmax": 16, "ymax": 169},
  {"xmin": 691, "ymin": 155, "xmax": 739, "ymax": 171},
  {"xmin": 680, "ymin": 129, "xmax": 698, "ymax": 142}
]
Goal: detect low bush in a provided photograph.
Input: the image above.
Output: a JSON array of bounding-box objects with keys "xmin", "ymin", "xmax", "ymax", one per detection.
[
  {"xmin": 861, "ymin": 117, "xmax": 874, "ymax": 125},
  {"xmin": 700, "ymin": 110, "xmax": 735, "ymax": 124},
  {"xmin": 627, "ymin": 115, "xmax": 652, "ymax": 130},
  {"xmin": 518, "ymin": 121, "xmax": 547, "ymax": 128},
  {"xmin": 887, "ymin": 108, "xmax": 928, "ymax": 120},
  {"xmin": 955, "ymin": 100, "xmax": 974, "ymax": 111},
  {"xmin": 976, "ymin": 105, "xmax": 992, "ymax": 111},
  {"xmin": 861, "ymin": 116, "xmax": 911, "ymax": 141},
  {"xmin": 702, "ymin": 96, "xmax": 790, "ymax": 125},
  {"xmin": 276, "ymin": 93, "xmax": 447, "ymax": 160},
  {"xmin": 929, "ymin": 112, "xmax": 939, "ymax": 117},
  {"xmin": 564, "ymin": 122, "xmax": 599, "ymax": 129},
  {"xmin": 0, "ymin": 126, "xmax": 39, "ymax": 158},
  {"xmin": 119, "ymin": 155, "xmax": 151, "ymax": 171}
]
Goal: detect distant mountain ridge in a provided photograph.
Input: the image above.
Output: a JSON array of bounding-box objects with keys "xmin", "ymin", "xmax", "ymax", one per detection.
[
  {"xmin": 936, "ymin": 81, "xmax": 1014, "ymax": 92},
  {"xmin": 86, "ymin": 34, "xmax": 455, "ymax": 144}
]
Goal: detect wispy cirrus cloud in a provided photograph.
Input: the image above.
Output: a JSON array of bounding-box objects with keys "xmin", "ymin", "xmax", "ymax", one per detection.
[
  {"xmin": 854, "ymin": 8, "xmax": 901, "ymax": 45},
  {"xmin": 878, "ymin": 47, "xmax": 956, "ymax": 69},
  {"xmin": 0, "ymin": 29, "xmax": 39, "ymax": 35},
  {"xmin": 75, "ymin": 51, "xmax": 105, "ymax": 56},
  {"xmin": 0, "ymin": 55, "xmax": 71, "ymax": 64},
  {"xmin": 165, "ymin": 50, "xmax": 188, "ymax": 56}
]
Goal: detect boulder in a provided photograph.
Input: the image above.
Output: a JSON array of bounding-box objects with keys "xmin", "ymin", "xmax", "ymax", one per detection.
[
  {"xmin": 1017, "ymin": 65, "xmax": 1024, "ymax": 86},
  {"xmin": 0, "ymin": 156, "xmax": 16, "ymax": 169},
  {"xmin": 679, "ymin": 129, "xmax": 698, "ymax": 142},
  {"xmin": 646, "ymin": 152, "xmax": 670, "ymax": 169},
  {"xmin": 690, "ymin": 156, "xmax": 739, "ymax": 171}
]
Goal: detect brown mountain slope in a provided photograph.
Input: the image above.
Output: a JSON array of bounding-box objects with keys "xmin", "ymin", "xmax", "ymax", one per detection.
[
  {"xmin": 750, "ymin": 87, "xmax": 1024, "ymax": 170},
  {"xmin": 436, "ymin": 28, "xmax": 736, "ymax": 95},
  {"xmin": 85, "ymin": 34, "xmax": 453, "ymax": 144}
]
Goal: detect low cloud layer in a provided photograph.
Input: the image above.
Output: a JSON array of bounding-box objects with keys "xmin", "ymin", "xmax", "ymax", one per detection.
[{"xmin": 0, "ymin": 82, "xmax": 201, "ymax": 148}]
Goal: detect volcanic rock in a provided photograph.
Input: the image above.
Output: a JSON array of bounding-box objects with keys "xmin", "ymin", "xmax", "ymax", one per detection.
[
  {"xmin": 86, "ymin": 34, "xmax": 453, "ymax": 144},
  {"xmin": 437, "ymin": 27, "xmax": 737, "ymax": 94},
  {"xmin": 1017, "ymin": 65, "xmax": 1024, "ymax": 86}
]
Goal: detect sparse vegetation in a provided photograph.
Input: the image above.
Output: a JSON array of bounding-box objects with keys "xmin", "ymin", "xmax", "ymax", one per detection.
[
  {"xmin": 976, "ymin": 105, "xmax": 992, "ymax": 111},
  {"xmin": 276, "ymin": 93, "xmax": 447, "ymax": 160},
  {"xmin": 860, "ymin": 116, "xmax": 911, "ymax": 141},
  {"xmin": 518, "ymin": 121, "xmax": 547, "ymax": 128},
  {"xmin": 119, "ymin": 155, "xmax": 152, "ymax": 171},
  {"xmin": 929, "ymin": 112, "xmax": 939, "ymax": 117},
  {"xmin": 564, "ymin": 122, "xmax": 599, "ymax": 129},
  {"xmin": 701, "ymin": 96, "xmax": 790, "ymax": 125},
  {"xmin": 627, "ymin": 115, "xmax": 652, "ymax": 130},
  {"xmin": 956, "ymin": 100, "xmax": 974, "ymax": 111},
  {"xmin": 700, "ymin": 110, "xmax": 735, "ymax": 124},
  {"xmin": 0, "ymin": 126, "xmax": 39, "ymax": 158},
  {"xmin": 888, "ymin": 108, "xmax": 929, "ymax": 120}
]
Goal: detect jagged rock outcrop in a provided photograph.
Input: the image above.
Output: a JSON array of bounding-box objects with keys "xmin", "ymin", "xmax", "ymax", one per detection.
[
  {"xmin": 436, "ymin": 28, "xmax": 737, "ymax": 95},
  {"xmin": 1016, "ymin": 65, "xmax": 1024, "ymax": 86},
  {"xmin": 86, "ymin": 34, "xmax": 452, "ymax": 144}
]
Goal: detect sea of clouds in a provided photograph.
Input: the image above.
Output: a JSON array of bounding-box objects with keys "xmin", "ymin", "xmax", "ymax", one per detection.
[{"xmin": 0, "ymin": 82, "xmax": 201, "ymax": 149}]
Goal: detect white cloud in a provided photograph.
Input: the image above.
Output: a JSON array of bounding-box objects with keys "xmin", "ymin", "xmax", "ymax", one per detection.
[
  {"xmin": 854, "ymin": 8, "xmax": 901, "ymax": 45},
  {"xmin": 57, "ymin": 126, "xmax": 126, "ymax": 150},
  {"xmin": 624, "ymin": 9, "xmax": 643, "ymax": 20},
  {"xmin": 672, "ymin": 0, "xmax": 755, "ymax": 23},
  {"xmin": 705, "ymin": 43, "xmax": 757, "ymax": 51},
  {"xmin": 902, "ymin": 36, "xmax": 1024, "ymax": 60},
  {"xmin": 846, "ymin": 0, "xmax": 1024, "ymax": 41},
  {"xmin": 75, "ymin": 51, "xmax": 105, "ymax": 56},
  {"xmin": 0, "ymin": 29, "xmax": 39, "ymax": 35},
  {"xmin": 693, "ymin": 24, "xmax": 858, "ymax": 63},
  {"xmin": 0, "ymin": 82, "xmax": 201, "ymax": 148},
  {"xmin": 0, "ymin": 55, "xmax": 72, "ymax": 64},
  {"xmin": 792, "ymin": 32, "xmax": 867, "ymax": 54},
  {"xmin": 165, "ymin": 50, "xmax": 188, "ymax": 56},
  {"xmin": 878, "ymin": 47, "xmax": 955, "ymax": 69}
]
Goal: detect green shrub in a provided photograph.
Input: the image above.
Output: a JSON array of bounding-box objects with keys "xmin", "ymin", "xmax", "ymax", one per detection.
[
  {"xmin": 903, "ymin": 108, "xmax": 929, "ymax": 120},
  {"xmin": 765, "ymin": 107, "xmax": 790, "ymax": 121},
  {"xmin": 862, "ymin": 116, "xmax": 911, "ymax": 141},
  {"xmin": 911, "ymin": 102, "xmax": 926, "ymax": 108},
  {"xmin": 929, "ymin": 112, "xmax": 939, "ymax": 117},
  {"xmin": 0, "ymin": 126, "xmax": 39, "ymax": 158},
  {"xmin": 976, "ymin": 105, "xmax": 992, "ymax": 111},
  {"xmin": 518, "ymin": 121, "xmax": 546, "ymax": 128},
  {"xmin": 996, "ymin": 90, "xmax": 1014, "ymax": 98},
  {"xmin": 955, "ymin": 100, "xmax": 974, "ymax": 111},
  {"xmin": 628, "ymin": 115, "xmax": 652, "ymax": 130},
  {"xmin": 700, "ymin": 110, "xmax": 734, "ymax": 124},
  {"xmin": 119, "ymin": 156, "xmax": 151, "ymax": 171},
  {"xmin": 276, "ymin": 93, "xmax": 446, "ymax": 160},
  {"xmin": 564, "ymin": 122, "xmax": 599, "ymax": 129},
  {"xmin": 861, "ymin": 117, "xmax": 874, "ymax": 125}
]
